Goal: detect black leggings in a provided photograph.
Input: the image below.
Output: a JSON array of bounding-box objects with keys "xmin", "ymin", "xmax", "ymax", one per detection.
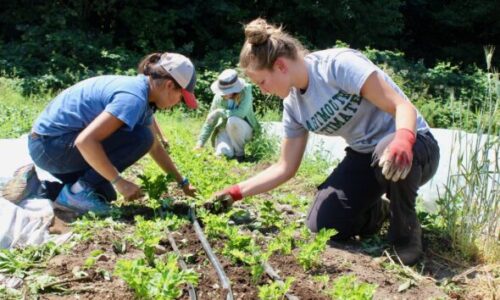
[{"xmin": 306, "ymin": 131, "xmax": 440, "ymax": 242}]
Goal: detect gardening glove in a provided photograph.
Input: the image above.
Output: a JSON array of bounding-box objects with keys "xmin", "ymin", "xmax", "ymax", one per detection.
[
  {"xmin": 206, "ymin": 109, "xmax": 225, "ymax": 125},
  {"xmin": 203, "ymin": 185, "xmax": 243, "ymax": 213},
  {"xmin": 372, "ymin": 129, "xmax": 416, "ymax": 182}
]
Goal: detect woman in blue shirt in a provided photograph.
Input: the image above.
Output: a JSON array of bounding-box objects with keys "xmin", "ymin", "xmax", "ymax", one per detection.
[{"xmin": 21, "ymin": 52, "xmax": 197, "ymax": 214}]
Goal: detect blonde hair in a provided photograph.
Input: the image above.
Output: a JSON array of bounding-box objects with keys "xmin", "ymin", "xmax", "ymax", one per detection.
[{"xmin": 239, "ymin": 18, "xmax": 307, "ymax": 70}]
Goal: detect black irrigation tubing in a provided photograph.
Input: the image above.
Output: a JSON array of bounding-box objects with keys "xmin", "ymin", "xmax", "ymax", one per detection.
[
  {"xmin": 189, "ymin": 207, "xmax": 234, "ymax": 300},
  {"xmin": 263, "ymin": 262, "xmax": 300, "ymax": 300},
  {"xmin": 166, "ymin": 230, "xmax": 197, "ymax": 300}
]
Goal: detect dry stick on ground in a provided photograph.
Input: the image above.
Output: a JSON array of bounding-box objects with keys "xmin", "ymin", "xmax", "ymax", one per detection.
[
  {"xmin": 263, "ymin": 262, "xmax": 300, "ymax": 300},
  {"xmin": 190, "ymin": 208, "xmax": 234, "ymax": 300},
  {"xmin": 166, "ymin": 230, "xmax": 197, "ymax": 300},
  {"xmin": 383, "ymin": 250, "xmax": 437, "ymax": 283},
  {"xmin": 451, "ymin": 265, "xmax": 483, "ymax": 283}
]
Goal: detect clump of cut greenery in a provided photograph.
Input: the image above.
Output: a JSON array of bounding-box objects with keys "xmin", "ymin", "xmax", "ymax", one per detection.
[
  {"xmin": 0, "ymin": 242, "xmax": 61, "ymax": 278},
  {"xmin": 71, "ymin": 213, "xmax": 126, "ymax": 241}
]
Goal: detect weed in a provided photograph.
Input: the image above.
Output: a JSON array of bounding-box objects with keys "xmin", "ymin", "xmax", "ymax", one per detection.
[{"xmin": 437, "ymin": 55, "xmax": 499, "ymax": 262}]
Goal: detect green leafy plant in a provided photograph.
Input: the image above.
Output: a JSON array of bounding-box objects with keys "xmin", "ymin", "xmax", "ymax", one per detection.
[
  {"xmin": 131, "ymin": 215, "xmax": 185, "ymax": 266},
  {"xmin": 328, "ymin": 274, "xmax": 377, "ymax": 300},
  {"xmin": 258, "ymin": 277, "xmax": 295, "ymax": 300},
  {"xmin": 138, "ymin": 173, "xmax": 175, "ymax": 200},
  {"xmin": 83, "ymin": 249, "xmax": 105, "ymax": 269},
  {"xmin": 256, "ymin": 200, "xmax": 283, "ymax": 230},
  {"xmin": 297, "ymin": 228, "xmax": 336, "ymax": 270},
  {"xmin": 115, "ymin": 254, "xmax": 199, "ymax": 300},
  {"xmin": 266, "ymin": 224, "xmax": 298, "ymax": 256}
]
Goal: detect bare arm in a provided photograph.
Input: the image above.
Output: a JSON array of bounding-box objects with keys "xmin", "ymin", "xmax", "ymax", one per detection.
[
  {"xmin": 238, "ymin": 133, "xmax": 308, "ymax": 197},
  {"xmin": 360, "ymin": 72, "xmax": 417, "ymax": 132},
  {"xmin": 148, "ymin": 123, "xmax": 196, "ymax": 196},
  {"xmin": 152, "ymin": 116, "xmax": 169, "ymax": 148}
]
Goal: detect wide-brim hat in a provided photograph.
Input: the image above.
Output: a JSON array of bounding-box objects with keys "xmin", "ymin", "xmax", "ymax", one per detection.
[{"xmin": 210, "ymin": 69, "xmax": 246, "ymax": 96}]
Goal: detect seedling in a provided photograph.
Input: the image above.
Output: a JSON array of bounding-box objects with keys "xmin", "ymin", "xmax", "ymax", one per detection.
[
  {"xmin": 256, "ymin": 200, "xmax": 283, "ymax": 230},
  {"xmin": 297, "ymin": 228, "xmax": 336, "ymax": 270},
  {"xmin": 115, "ymin": 254, "xmax": 199, "ymax": 300},
  {"xmin": 258, "ymin": 277, "xmax": 295, "ymax": 300},
  {"xmin": 328, "ymin": 274, "xmax": 377, "ymax": 300},
  {"xmin": 266, "ymin": 224, "xmax": 298, "ymax": 256},
  {"xmin": 83, "ymin": 249, "xmax": 105, "ymax": 269}
]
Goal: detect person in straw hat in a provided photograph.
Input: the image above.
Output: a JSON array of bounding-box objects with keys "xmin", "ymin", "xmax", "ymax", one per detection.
[{"xmin": 195, "ymin": 69, "xmax": 260, "ymax": 162}]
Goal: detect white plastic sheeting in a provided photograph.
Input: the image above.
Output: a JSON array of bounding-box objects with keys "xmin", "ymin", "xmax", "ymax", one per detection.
[
  {"xmin": 0, "ymin": 135, "xmax": 64, "ymax": 249},
  {"xmin": 262, "ymin": 122, "xmax": 499, "ymax": 212}
]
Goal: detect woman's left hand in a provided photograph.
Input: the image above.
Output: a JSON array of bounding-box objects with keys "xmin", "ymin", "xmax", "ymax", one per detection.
[
  {"xmin": 372, "ymin": 129, "xmax": 416, "ymax": 182},
  {"xmin": 182, "ymin": 183, "xmax": 197, "ymax": 197}
]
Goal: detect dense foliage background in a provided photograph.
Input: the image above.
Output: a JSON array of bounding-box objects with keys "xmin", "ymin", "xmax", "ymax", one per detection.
[{"xmin": 0, "ymin": 0, "xmax": 498, "ymax": 130}]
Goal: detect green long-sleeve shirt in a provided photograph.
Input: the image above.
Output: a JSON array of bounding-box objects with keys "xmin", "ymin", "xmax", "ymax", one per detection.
[{"xmin": 196, "ymin": 84, "xmax": 260, "ymax": 147}]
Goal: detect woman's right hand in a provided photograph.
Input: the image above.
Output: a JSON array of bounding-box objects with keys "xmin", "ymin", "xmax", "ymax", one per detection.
[{"xmin": 114, "ymin": 179, "xmax": 144, "ymax": 201}]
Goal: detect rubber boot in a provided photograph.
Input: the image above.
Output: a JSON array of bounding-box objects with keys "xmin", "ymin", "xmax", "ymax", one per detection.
[
  {"xmin": 392, "ymin": 221, "xmax": 423, "ymax": 266},
  {"xmin": 359, "ymin": 197, "xmax": 390, "ymax": 237}
]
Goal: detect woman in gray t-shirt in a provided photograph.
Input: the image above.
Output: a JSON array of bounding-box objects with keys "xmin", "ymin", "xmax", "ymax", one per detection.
[{"xmin": 209, "ymin": 18, "xmax": 440, "ymax": 266}]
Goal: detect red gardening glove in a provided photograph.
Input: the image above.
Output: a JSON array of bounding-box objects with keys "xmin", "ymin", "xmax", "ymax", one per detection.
[
  {"xmin": 204, "ymin": 185, "xmax": 243, "ymax": 213},
  {"xmin": 373, "ymin": 129, "xmax": 416, "ymax": 182}
]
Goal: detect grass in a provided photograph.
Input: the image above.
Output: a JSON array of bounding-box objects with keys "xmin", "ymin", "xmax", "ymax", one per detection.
[{"xmin": 436, "ymin": 47, "xmax": 499, "ymax": 263}]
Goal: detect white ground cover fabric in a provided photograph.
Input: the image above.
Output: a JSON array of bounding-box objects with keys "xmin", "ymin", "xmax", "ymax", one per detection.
[
  {"xmin": 0, "ymin": 135, "xmax": 67, "ymax": 250},
  {"xmin": 262, "ymin": 122, "xmax": 498, "ymax": 212}
]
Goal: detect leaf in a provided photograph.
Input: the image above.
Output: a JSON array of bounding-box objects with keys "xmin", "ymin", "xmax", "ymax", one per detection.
[{"xmin": 398, "ymin": 279, "xmax": 414, "ymax": 292}]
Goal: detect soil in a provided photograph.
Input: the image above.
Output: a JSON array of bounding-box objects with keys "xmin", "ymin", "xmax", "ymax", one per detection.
[
  {"xmin": 12, "ymin": 161, "xmax": 496, "ymax": 299},
  {"xmin": 29, "ymin": 202, "xmax": 496, "ymax": 300}
]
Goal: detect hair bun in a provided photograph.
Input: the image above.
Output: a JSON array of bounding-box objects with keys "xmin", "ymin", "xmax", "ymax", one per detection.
[{"xmin": 244, "ymin": 18, "xmax": 274, "ymax": 45}]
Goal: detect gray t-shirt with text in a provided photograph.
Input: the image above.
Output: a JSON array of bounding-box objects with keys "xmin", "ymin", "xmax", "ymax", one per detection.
[{"xmin": 282, "ymin": 48, "xmax": 429, "ymax": 153}]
